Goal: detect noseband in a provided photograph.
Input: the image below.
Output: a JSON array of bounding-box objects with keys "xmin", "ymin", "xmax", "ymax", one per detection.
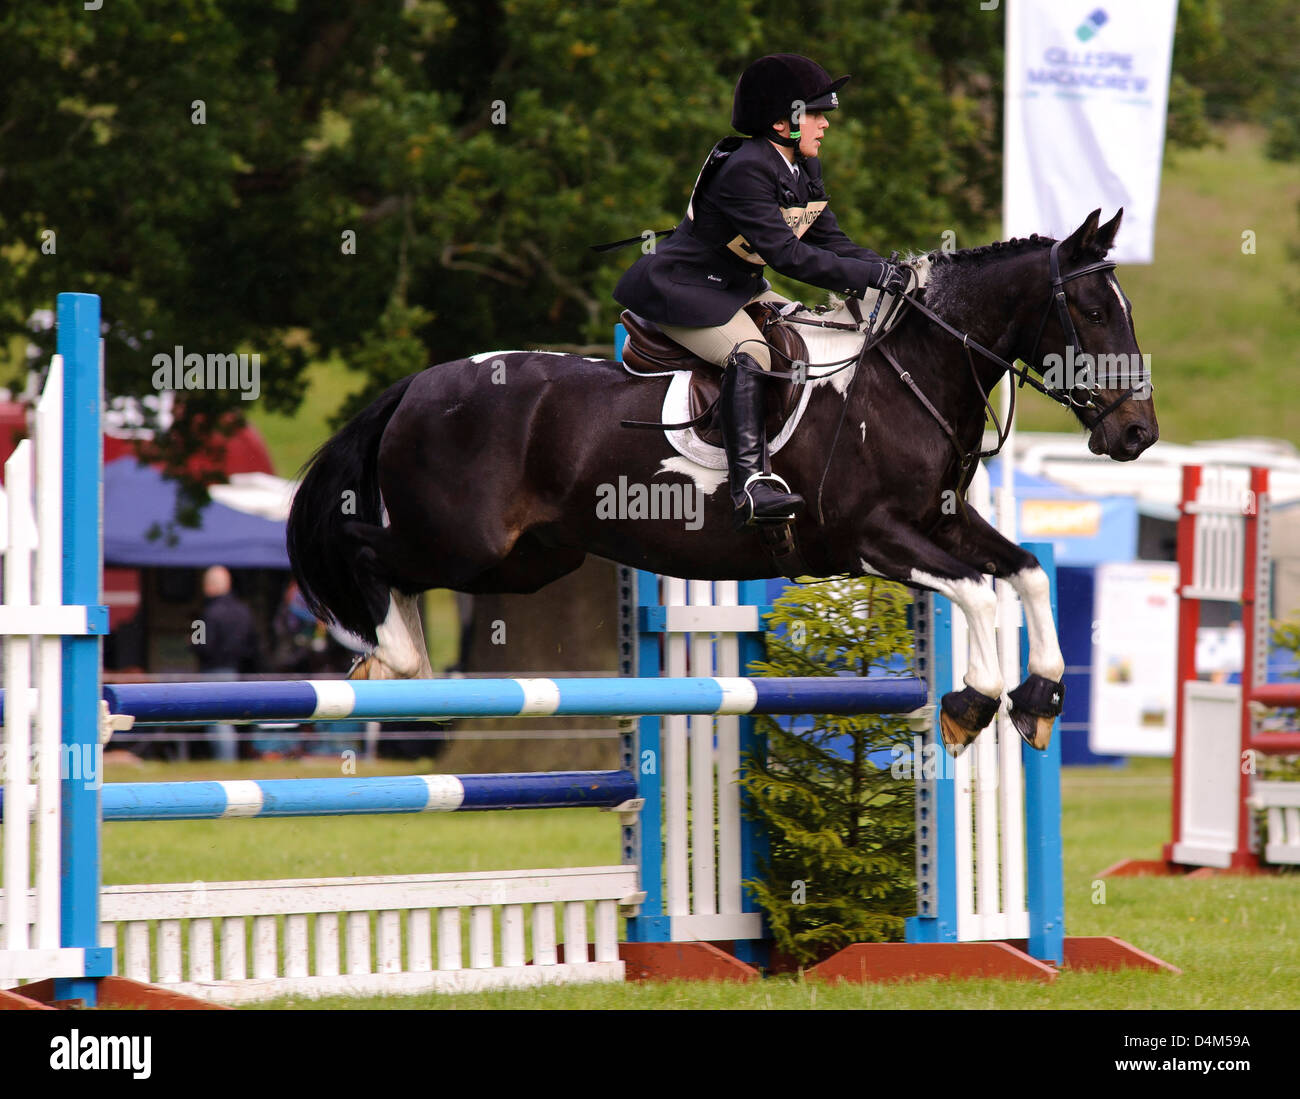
[{"xmin": 1025, "ymin": 238, "xmax": 1148, "ymax": 430}]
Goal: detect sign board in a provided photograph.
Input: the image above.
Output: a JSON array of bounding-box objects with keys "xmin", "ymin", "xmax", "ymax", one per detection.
[{"xmin": 1089, "ymin": 560, "xmax": 1178, "ymax": 755}]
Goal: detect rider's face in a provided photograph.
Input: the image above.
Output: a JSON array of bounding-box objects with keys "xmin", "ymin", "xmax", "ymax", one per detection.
[
  {"xmin": 798, "ymin": 111, "xmax": 829, "ymax": 157},
  {"xmin": 773, "ymin": 111, "xmax": 830, "ymax": 157}
]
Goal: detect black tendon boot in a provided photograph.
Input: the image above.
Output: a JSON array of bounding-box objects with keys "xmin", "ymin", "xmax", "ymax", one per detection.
[{"xmin": 720, "ymin": 353, "xmax": 804, "ymax": 528}]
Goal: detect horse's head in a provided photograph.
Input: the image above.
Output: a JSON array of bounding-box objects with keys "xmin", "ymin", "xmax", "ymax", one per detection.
[{"xmin": 1032, "ymin": 209, "xmax": 1158, "ymax": 462}]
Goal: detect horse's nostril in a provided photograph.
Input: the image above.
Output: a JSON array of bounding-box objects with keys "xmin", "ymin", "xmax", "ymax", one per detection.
[{"xmin": 1124, "ymin": 424, "xmax": 1149, "ymax": 452}]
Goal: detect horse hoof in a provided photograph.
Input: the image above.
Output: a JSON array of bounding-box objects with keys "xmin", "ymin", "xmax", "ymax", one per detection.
[
  {"xmin": 1008, "ymin": 707, "xmax": 1055, "ymax": 750},
  {"xmin": 1006, "ymin": 675, "xmax": 1065, "ymax": 751},
  {"xmin": 939, "ymin": 686, "xmax": 1001, "ymax": 756},
  {"xmin": 939, "ymin": 709, "xmax": 979, "ymax": 756}
]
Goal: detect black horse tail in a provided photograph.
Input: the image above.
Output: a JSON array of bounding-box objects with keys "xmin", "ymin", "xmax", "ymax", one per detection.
[{"xmin": 287, "ymin": 375, "xmax": 417, "ymax": 646}]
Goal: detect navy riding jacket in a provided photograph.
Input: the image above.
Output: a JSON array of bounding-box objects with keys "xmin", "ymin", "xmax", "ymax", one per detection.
[{"xmin": 614, "ymin": 137, "xmax": 886, "ymax": 327}]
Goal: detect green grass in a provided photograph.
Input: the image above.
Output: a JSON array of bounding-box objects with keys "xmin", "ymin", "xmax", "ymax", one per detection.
[
  {"xmin": 101, "ymin": 759, "xmax": 619, "ymax": 885},
  {"xmin": 98, "ymin": 755, "xmax": 1300, "ymax": 1010}
]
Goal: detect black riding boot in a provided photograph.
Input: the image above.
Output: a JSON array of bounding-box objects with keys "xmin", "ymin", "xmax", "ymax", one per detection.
[{"xmin": 720, "ymin": 353, "xmax": 804, "ymax": 528}]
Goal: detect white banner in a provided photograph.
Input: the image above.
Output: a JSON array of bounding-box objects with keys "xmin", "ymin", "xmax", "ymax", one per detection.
[{"xmin": 1003, "ymin": 0, "xmax": 1179, "ymax": 264}]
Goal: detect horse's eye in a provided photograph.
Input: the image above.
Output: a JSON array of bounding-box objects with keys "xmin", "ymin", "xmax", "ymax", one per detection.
[{"xmin": 1085, "ymin": 309, "xmax": 1104, "ymax": 323}]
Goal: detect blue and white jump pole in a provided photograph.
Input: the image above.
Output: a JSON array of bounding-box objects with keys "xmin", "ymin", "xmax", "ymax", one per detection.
[
  {"xmin": 88, "ymin": 675, "xmax": 923, "ymax": 723},
  {"xmin": 1, "ymin": 771, "xmax": 641, "ymax": 823},
  {"xmin": 0, "ymin": 293, "xmax": 110, "ymax": 1004}
]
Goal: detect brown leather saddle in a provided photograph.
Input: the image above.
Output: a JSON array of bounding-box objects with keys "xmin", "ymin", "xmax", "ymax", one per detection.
[{"xmin": 619, "ymin": 303, "xmax": 810, "ymax": 448}]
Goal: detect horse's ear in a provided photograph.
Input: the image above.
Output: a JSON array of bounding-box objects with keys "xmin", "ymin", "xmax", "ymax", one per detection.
[
  {"xmin": 1061, "ymin": 208, "xmax": 1102, "ymax": 259},
  {"xmin": 1094, "ymin": 208, "xmax": 1123, "ymax": 254}
]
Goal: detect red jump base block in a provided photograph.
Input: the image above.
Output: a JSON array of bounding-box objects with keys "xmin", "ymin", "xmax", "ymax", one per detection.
[
  {"xmin": 808, "ymin": 942, "xmax": 1058, "ymax": 983},
  {"xmin": 612, "ymin": 937, "xmax": 1179, "ymax": 983},
  {"xmin": 619, "ymin": 942, "xmax": 761, "ymax": 982},
  {"xmin": 1058, "ymin": 936, "xmax": 1181, "ymax": 975},
  {"xmin": 0, "ymin": 976, "xmax": 228, "ymax": 1010},
  {"xmin": 804, "ymin": 937, "xmax": 1179, "ymax": 984}
]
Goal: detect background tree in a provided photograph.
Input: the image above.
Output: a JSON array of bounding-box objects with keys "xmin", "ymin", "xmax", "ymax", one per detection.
[{"xmin": 1, "ymin": 0, "xmax": 1235, "ymax": 472}]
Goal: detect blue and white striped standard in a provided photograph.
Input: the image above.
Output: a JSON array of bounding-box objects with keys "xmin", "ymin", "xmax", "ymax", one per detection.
[
  {"xmin": 0, "ymin": 771, "xmax": 638, "ymax": 823},
  {"xmin": 101, "ymin": 676, "xmax": 927, "ymax": 724}
]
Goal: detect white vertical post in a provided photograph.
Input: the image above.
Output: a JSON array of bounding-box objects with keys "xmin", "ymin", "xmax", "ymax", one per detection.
[
  {"xmin": 959, "ymin": 464, "xmax": 992, "ymax": 937},
  {"xmin": 408, "ymin": 910, "xmax": 432, "ymax": 972},
  {"xmin": 714, "ymin": 580, "xmax": 742, "ymax": 915},
  {"xmin": 563, "ymin": 901, "xmax": 588, "ymax": 965},
  {"xmin": 663, "ymin": 576, "xmax": 689, "ymax": 918},
  {"xmin": 500, "ymin": 905, "xmax": 524, "ymax": 968},
  {"xmin": 2, "ymin": 442, "xmax": 35, "ymax": 953},
  {"xmin": 315, "ymin": 912, "xmax": 340, "ymax": 977},
  {"xmin": 34, "ymin": 356, "xmax": 64, "ymax": 948},
  {"xmin": 531, "ymin": 903, "xmax": 556, "ymax": 966},
  {"xmin": 284, "ymin": 914, "xmax": 309, "ymax": 978},
  {"xmin": 947, "ymin": 561, "xmax": 975, "ymax": 938},
  {"xmin": 995, "ymin": 398, "xmax": 1027, "ymax": 934},
  {"xmin": 437, "ymin": 908, "xmax": 461, "ymax": 970},
  {"xmin": 688, "ymin": 579, "xmax": 716, "ymax": 917}
]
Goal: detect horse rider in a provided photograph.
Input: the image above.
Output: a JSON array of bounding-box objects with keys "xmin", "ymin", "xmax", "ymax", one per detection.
[{"xmin": 614, "ymin": 53, "xmax": 910, "ymax": 529}]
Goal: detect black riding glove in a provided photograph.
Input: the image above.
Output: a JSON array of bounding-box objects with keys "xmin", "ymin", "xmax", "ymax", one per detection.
[{"xmin": 868, "ymin": 261, "xmax": 910, "ymax": 297}]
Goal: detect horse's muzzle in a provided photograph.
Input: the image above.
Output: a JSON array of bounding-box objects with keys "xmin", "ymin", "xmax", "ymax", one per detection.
[{"xmin": 1092, "ymin": 420, "xmax": 1157, "ymax": 461}]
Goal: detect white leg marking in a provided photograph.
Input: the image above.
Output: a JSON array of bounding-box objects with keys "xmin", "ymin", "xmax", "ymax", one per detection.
[
  {"xmin": 911, "ymin": 569, "xmax": 1003, "ymax": 698},
  {"xmin": 374, "ymin": 591, "xmax": 433, "ymax": 679},
  {"xmin": 1007, "ymin": 566, "xmax": 1065, "ymax": 681}
]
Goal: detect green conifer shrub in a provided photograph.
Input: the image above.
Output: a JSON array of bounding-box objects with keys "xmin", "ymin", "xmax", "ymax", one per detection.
[{"xmin": 739, "ymin": 578, "xmax": 921, "ymax": 965}]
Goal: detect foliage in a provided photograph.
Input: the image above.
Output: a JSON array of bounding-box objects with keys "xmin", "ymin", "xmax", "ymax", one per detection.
[
  {"xmin": 1273, "ymin": 619, "xmax": 1300, "ymax": 667},
  {"xmin": 1174, "ymin": 0, "xmax": 1300, "ymax": 160},
  {"xmin": 739, "ymin": 578, "xmax": 919, "ymax": 965},
  {"xmin": 3, "ymin": 0, "xmax": 1264, "ymax": 494},
  {"xmin": 0, "ymin": 2, "xmax": 1026, "ymax": 449}
]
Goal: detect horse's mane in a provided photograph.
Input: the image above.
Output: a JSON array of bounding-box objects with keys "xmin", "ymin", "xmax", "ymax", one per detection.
[
  {"xmin": 919, "ymin": 233, "xmax": 1108, "ymax": 317},
  {"xmin": 926, "ymin": 233, "xmax": 1107, "ymax": 267}
]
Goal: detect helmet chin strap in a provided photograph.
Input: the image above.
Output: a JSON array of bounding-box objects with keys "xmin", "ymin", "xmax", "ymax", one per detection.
[{"xmin": 767, "ymin": 115, "xmax": 802, "ymax": 147}]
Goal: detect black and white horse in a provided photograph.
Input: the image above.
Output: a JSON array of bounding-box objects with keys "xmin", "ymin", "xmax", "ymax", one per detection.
[{"xmin": 288, "ymin": 209, "xmax": 1157, "ymax": 752}]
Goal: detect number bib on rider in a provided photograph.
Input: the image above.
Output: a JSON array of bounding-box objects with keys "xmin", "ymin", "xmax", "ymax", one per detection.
[{"xmin": 726, "ymin": 200, "xmax": 828, "ymax": 265}]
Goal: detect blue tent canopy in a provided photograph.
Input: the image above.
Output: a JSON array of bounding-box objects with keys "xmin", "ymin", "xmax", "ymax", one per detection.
[
  {"xmin": 985, "ymin": 458, "xmax": 1138, "ymax": 565},
  {"xmin": 103, "ymin": 459, "xmax": 289, "ymax": 569}
]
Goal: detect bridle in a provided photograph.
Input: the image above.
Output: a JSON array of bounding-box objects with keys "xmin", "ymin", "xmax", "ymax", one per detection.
[
  {"xmin": 1025, "ymin": 238, "xmax": 1148, "ymax": 425},
  {"xmin": 874, "ymin": 238, "xmax": 1150, "ymax": 473}
]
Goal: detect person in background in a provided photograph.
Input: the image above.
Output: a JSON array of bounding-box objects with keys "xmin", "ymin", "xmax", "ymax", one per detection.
[
  {"xmin": 193, "ymin": 565, "xmax": 261, "ymax": 760},
  {"xmin": 104, "ymin": 613, "xmax": 146, "ymax": 672},
  {"xmin": 270, "ymin": 580, "xmax": 320, "ymax": 675}
]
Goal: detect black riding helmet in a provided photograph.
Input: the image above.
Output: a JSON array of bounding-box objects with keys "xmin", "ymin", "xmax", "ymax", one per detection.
[{"xmin": 731, "ymin": 54, "xmax": 850, "ymax": 147}]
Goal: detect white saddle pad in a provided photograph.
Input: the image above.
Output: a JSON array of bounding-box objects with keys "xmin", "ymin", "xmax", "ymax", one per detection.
[{"xmin": 654, "ymin": 287, "xmax": 913, "ymax": 469}]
